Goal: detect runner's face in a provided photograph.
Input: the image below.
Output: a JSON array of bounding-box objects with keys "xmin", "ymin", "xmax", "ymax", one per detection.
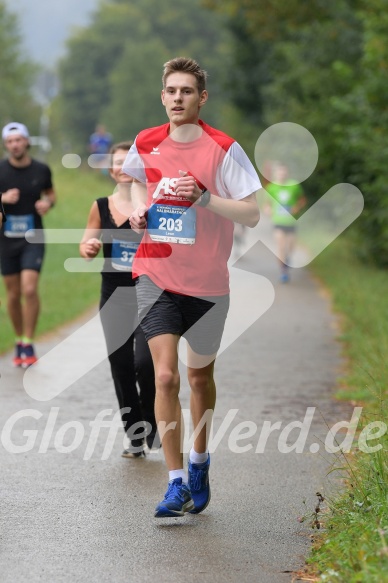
[
  {"xmin": 4, "ymin": 134, "xmax": 29, "ymax": 160},
  {"xmin": 110, "ymin": 149, "xmax": 133, "ymax": 184},
  {"xmin": 161, "ymin": 72, "xmax": 208, "ymax": 129}
]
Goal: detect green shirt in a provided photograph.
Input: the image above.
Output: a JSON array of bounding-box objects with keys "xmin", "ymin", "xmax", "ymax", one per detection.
[{"xmin": 266, "ymin": 181, "xmax": 304, "ymax": 226}]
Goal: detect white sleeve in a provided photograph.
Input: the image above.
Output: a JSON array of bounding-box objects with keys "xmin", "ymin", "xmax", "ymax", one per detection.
[
  {"xmin": 122, "ymin": 140, "xmax": 147, "ymax": 183},
  {"xmin": 216, "ymin": 142, "xmax": 262, "ymax": 200}
]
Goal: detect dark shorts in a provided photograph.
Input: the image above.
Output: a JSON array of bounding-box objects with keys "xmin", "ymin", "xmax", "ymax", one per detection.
[
  {"xmin": 273, "ymin": 225, "xmax": 296, "ymax": 233},
  {"xmin": 0, "ymin": 240, "xmax": 45, "ymax": 276},
  {"xmin": 136, "ymin": 275, "xmax": 230, "ymax": 356}
]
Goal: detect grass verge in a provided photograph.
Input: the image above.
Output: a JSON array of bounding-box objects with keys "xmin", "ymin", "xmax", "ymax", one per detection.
[
  {"xmin": 0, "ymin": 163, "xmax": 112, "ymax": 354},
  {"xmin": 304, "ymin": 234, "xmax": 388, "ymax": 582}
]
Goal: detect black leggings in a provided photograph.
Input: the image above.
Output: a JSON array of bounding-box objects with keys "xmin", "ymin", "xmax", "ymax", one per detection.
[{"xmin": 99, "ymin": 286, "xmax": 156, "ymax": 439}]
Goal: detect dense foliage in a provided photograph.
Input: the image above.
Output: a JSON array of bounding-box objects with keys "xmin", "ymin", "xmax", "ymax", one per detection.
[
  {"xmin": 56, "ymin": 0, "xmax": 233, "ymax": 152},
  {"xmin": 205, "ymin": 0, "xmax": 388, "ymax": 266},
  {"xmin": 0, "ymin": 1, "xmax": 40, "ymax": 134}
]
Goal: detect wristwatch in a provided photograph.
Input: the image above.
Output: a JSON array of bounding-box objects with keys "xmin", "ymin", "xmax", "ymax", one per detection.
[{"xmin": 197, "ymin": 188, "xmax": 211, "ymax": 207}]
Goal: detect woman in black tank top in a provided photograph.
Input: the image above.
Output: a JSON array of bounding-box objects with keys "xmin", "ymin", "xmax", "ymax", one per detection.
[{"xmin": 80, "ymin": 142, "xmax": 158, "ymax": 457}]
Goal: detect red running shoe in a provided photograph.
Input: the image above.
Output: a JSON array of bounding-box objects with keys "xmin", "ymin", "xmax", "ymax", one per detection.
[{"xmin": 21, "ymin": 344, "xmax": 38, "ymax": 368}]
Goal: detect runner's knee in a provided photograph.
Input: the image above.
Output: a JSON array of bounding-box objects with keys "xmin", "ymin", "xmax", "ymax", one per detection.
[
  {"xmin": 155, "ymin": 368, "xmax": 180, "ymax": 396},
  {"xmin": 188, "ymin": 370, "xmax": 213, "ymax": 393},
  {"xmin": 22, "ymin": 283, "xmax": 38, "ymax": 301}
]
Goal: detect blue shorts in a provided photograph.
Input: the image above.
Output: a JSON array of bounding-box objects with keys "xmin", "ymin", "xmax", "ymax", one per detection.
[{"xmin": 136, "ymin": 276, "xmax": 229, "ymax": 356}]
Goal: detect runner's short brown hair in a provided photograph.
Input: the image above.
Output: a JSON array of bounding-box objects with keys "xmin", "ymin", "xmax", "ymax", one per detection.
[{"xmin": 162, "ymin": 57, "xmax": 208, "ymax": 94}]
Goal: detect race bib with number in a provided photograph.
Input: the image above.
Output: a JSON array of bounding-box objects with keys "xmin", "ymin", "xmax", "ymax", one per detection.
[
  {"xmin": 147, "ymin": 203, "xmax": 196, "ymax": 244},
  {"xmin": 111, "ymin": 239, "xmax": 139, "ymax": 271},
  {"xmin": 4, "ymin": 214, "xmax": 35, "ymax": 238}
]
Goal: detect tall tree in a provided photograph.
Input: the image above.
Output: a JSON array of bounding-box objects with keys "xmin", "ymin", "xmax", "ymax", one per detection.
[
  {"xmin": 58, "ymin": 2, "xmax": 143, "ymax": 149},
  {"xmin": 102, "ymin": 38, "xmax": 170, "ymax": 140},
  {"xmin": 0, "ymin": 1, "xmax": 39, "ymax": 132},
  {"xmin": 340, "ymin": 0, "xmax": 388, "ymax": 264},
  {"xmin": 56, "ymin": 0, "xmax": 233, "ymax": 152}
]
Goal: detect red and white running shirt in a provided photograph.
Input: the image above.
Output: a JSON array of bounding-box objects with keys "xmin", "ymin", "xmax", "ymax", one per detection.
[{"xmin": 123, "ymin": 120, "xmax": 261, "ymax": 296}]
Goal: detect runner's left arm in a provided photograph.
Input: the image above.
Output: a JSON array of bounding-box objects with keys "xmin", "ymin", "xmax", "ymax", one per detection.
[
  {"xmin": 35, "ymin": 187, "xmax": 56, "ymax": 216},
  {"xmin": 176, "ymin": 173, "xmax": 260, "ymax": 227},
  {"xmin": 128, "ymin": 180, "xmax": 148, "ymax": 232},
  {"xmin": 198, "ymin": 191, "xmax": 261, "ymax": 227},
  {"xmin": 175, "ymin": 140, "xmax": 262, "ymax": 227},
  {"xmin": 79, "ymin": 201, "xmax": 102, "ymax": 259}
]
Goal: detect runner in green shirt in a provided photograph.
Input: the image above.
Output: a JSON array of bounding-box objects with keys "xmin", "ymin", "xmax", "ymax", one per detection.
[{"xmin": 266, "ymin": 163, "xmax": 306, "ymax": 282}]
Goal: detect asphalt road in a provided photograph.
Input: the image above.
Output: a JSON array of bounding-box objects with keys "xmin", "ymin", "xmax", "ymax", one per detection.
[{"xmin": 0, "ymin": 216, "xmax": 351, "ymax": 582}]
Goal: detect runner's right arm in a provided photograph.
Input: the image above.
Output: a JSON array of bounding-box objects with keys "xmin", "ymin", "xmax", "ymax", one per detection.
[
  {"xmin": 79, "ymin": 201, "xmax": 102, "ymax": 259},
  {"xmin": 129, "ymin": 180, "xmax": 148, "ymax": 232}
]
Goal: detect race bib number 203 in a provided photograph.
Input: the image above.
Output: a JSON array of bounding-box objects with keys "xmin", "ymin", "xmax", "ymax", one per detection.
[{"xmin": 147, "ymin": 203, "xmax": 196, "ymax": 244}]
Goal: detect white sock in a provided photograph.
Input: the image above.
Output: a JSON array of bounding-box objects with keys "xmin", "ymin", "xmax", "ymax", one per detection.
[
  {"xmin": 189, "ymin": 448, "xmax": 209, "ymax": 464},
  {"xmin": 169, "ymin": 469, "xmax": 187, "ymax": 483}
]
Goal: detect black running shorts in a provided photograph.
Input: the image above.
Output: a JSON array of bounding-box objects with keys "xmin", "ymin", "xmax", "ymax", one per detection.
[
  {"xmin": 0, "ymin": 240, "xmax": 45, "ymax": 275},
  {"xmin": 136, "ymin": 275, "xmax": 229, "ymax": 356}
]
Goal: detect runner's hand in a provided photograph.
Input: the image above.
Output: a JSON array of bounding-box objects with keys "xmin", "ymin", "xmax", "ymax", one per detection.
[
  {"xmin": 2, "ymin": 188, "xmax": 20, "ymax": 204},
  {"xmin": 129, "ymin": 205, "xmax": 148, "ymax": 233},
  {"xmin": 83, "ymin": 238, "xmax": 102, "ymax": 258},
  {"xmin": 176, "ymin": 170, "xmax": 202, "ymax": 203},
  {"xmin": 35, "ymin": 198, "xmax": 53, "ymax": 216}
]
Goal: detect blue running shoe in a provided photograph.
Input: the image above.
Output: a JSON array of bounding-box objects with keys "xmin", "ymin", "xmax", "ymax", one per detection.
[
  {"xmin": 21, "ymin": 343, "xmax": 38, "ymax": 368},
  {"xmin": 154, "ymin": 478, "xmax": 194, "ymax": 518},
  {"xmin": 280, "ymin": 272, "xmax": 290, "ymax": 283},
  {"xmin": 12, "ymin": 342, "xmax": 23, "ymax": 367},
  {"xmin": 188, "ymin": 455, "xmax": 211, "ymax": 514}
]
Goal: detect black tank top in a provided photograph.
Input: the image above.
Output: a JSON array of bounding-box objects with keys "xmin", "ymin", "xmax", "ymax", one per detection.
[{"xmin": 96, "ymin": 197, "xmax": 142, "ymax": 295}]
